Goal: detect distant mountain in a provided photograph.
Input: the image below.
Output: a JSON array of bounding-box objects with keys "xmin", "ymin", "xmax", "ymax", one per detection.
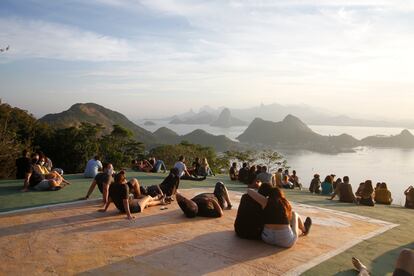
[
  {"xmin": 144, "ymin": 121, "xmax": 156, "ymax": 126},
  {"xmin": 153, "ymin": 127, "xmax": 180, "ymax": 144},
  {"xmin": 40, "ymin": 103, "xmax": 157, "ymax": 144},
  {"xmin": 361, "ymin": 130, "xmax": 414, "ymax": 148},
  {"xmin": 210, "ymin": 108, "xmax": 247, "ymax": 128},
  {"xmin": 169, "ymin": 110, "xmax": 217, "ymax": 125},
  {"xmin": 153, "ymin": 127, "xmax": 239, "ymax": 152},
  {"xmin": 237, "ymin": 115, "xmax": 359, "ymax": 153}
]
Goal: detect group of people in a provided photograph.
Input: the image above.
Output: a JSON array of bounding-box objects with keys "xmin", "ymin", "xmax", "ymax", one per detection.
[
  {"xmin": 16, "ymin": 149, "xmax": 68, "ymax": 192},
  {"xmin": 309, "ymin": 174, "xmax": 414, "ymax": 209},
  {"xmin": 229, "ymin": 162, "xmax": 302, "ymax": 190}
]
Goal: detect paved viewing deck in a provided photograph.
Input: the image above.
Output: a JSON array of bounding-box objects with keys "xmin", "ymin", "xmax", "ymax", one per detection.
[{"xmin": 0, "ymin": 172, "xmax": 412, "ymax": 275}]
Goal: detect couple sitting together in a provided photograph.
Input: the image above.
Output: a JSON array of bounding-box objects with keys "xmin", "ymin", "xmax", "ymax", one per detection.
[{"xmin": 235, "ymin": 183, "xmax": 312, "ymax": 248}]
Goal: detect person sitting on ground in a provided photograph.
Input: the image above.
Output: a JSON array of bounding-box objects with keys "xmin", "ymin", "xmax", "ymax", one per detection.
[
  {"xmin": 84, "ymin": 155, "xmax": 103, "ymax": 178},
  {"xmin": 333, "ymin": 178, "xmax": 342, "ymax": 191},
  {"xmin": 289, "ymin": 170, "xmax": 302, "ymax": 190},
  {"xmin": 248, "ymin": 187, "xmax": 312, "ymax": 248},
  {"xmin": 190, "ymin": 157, "xmax": 201, "ymax": 176},
  {"xmin": 247, "ymin": 165, "xmax": 257, "ymax": 186},
  {"xmin": 99, "ymin": 171, "xmax": 166, "ymax": 220},
  {"xmin": 15, "ymin": 149, "xmax": 31, "ymax": 179},
  {"xmin": 176, "ymin": 182, "xmax": 233, "ymax": 218},
  {"xmin": 82, "ymin": 163, "xmax": 114, "ymax": 204},
  {"xmin": 238, "ymin": 162, "xmax": 250, "ymax": 184},
  {"xmin": 329, "ymin": 176, "xmax": 356, "ymax": 203},
  {"xmin": 22, "ymin": 153, "xmax": 43, "ymax": 191},
  {"xmin": 330, "ymin": 174, "xmax": 336, "ymax": 189},
  {"xmin": 283, "ymin": 169, "xmax": 289, "ymax": 179},
  {"xmin": 321, "ymin": 175, "xmax": 334, "ymax": 195},
  {"xmin": 309, "ymin": 174, "xmax": 321, "ymax": 194},
  {"xmin": 355, "ymin": 182, "xmax": 364, "ymax": 197},
  {"xmin": 174, "ymin": 155, "xmax": 206, "ymax": 181},
  {"xmin": 32, "ymin": 172, "xmax": 70, "ymax": 191},
  {"xmin": 356, "ymin": 180, "xmax": 375, "ymax": 206},
  {"xmin": 404, "ymin": 186, "xmax": 414, "ymax": 209},
  {"xmin": 256, "ymin": 165, "xmax": 274, "ymax": 185},
  {"xmin": 229, "ymin": 162, "xmax": 238, "ymax": 181},
  {"xmin": 234, "ymin": 183, "xmax": 273, "ymax": 240},
  {"xmin": 38, "ymin": 151, "xmax": 54, "ymax": 172},
  {"xmin": 148, "ymin": 157, "xmax": 167, "ymax": 173},
  {"xmin": 352, "ymin": 249, "xmax": 414, "ymax": 276},
  {"xmin": 199, "ymin": 158, "xmax": 214, "ymax": 177},
  {"xmin": 281, "ymin": 175, "xmax": 294, "ymax": 189},
  {"xmin": 275, "ymin": 168, "xmax": 283, "ymax": 188},
  {"xmin": 375, "ymin": 182, "xmax": 393, "ymax": 205},
  {"xmin": 136, "ymin": 159, "xmax": 154, "ymax": 173}
]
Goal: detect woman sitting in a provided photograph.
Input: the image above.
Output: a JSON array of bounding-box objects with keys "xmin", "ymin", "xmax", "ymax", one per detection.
[
  {"xmin": 374, "ymin": 182, "xmax": 393, "ymax": 205},
  {"xmin": 356, "ymin": 180, "xmax": 375, "ymax": 206},
  {"xmin": 99, "ymin": 171, "xmax": 165, "ymax": 220},
  {"xmin": 404, "ymin": 186, "xmax": 414, "ymax": 209},
  {"xmin": 247, "ymin": 165, "xmax": 258, "ymax": 188},
  {"xmin": 199, "ymin": 158, "xmax": 214, "ymax": 177},
  {"xmin": 321, "ymin": 175, "xmax": 334, "ymax": 195},
  {"xmin": 248, "ymin": 187, "xmax": 312, "ymax": 248}
]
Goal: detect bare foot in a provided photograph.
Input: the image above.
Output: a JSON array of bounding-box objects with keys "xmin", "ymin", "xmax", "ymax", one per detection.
[{"xmin": 352, "ymin": 257, "xmax": 367, "ymax": 272}]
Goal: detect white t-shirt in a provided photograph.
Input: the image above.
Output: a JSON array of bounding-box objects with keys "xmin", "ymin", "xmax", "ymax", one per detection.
[
  {"xmin": 84, "ymin": 159, "xmax": 103, "ymax": 178},
  {"xmin": 174, "ymin": 161, "xmax": 187, "ymax": 178}
]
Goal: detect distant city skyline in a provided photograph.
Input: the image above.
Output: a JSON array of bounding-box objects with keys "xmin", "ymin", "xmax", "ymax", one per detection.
[{"xmin": 1, "ymin": 0, "xmax": 414, "ymax": 121}]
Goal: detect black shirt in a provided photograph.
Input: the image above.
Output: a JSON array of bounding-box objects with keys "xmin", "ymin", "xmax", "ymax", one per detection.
[
  {"xmin": 95, "ymin": 173, "xmax": 112, "ymax": 194},
  {"xmin": 238, "ymin": 168, "xmax": 249, "ymax": 184},
  {"xmin": 16, "ymin": 157, "xmax": 31, "ymax": 179},
  {"xmin": 234, "ymin": 194, "xmax": 264, "ymax": 240},
  {"xmin": 192, "ymin": 193, "xmax": 220, "ymax": 217},
  {"xmin": 109, "ymin": 183, "xmax": 129, "ymax": 212}
]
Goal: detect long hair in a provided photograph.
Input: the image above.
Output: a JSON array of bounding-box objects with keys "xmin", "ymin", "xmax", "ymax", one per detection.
[
  {"xmin": 114, "ymin": 171, "xmax": 126, "ymax": 184},
  {"xmin": 363, "ymin": 180, "xmax": 374, "ymax": 195},
  {"xmin": 267, "ymin": 187, "xmax": 292, "ymax": 221}
]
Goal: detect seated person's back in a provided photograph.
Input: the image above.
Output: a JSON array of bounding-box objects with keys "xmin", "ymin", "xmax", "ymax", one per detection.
[
  {"xmin": 375, "ymin": 183, "xmax": 392, "ymax": 205},
  {"xmin": 404, "ymin": 186, "xmax": 414, "ymax": 209},
  {"xmin": 109, "ymin": 181, "xmax": 129, "ymax": 212},
  {"xmin": 84, "ymin": 156, "xmax": 102, "ymax": 178},
  {"xmin": 234, "ymin": 183, "xmax": 272, "ymax": 240},
  {"xmin": 338, "ymin": 182, "xmax": 355, "ymax": 203}
]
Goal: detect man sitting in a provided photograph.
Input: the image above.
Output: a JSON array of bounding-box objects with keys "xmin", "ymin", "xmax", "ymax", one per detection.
[
  {"xmin": 174, "ymin": 156, "xmax": 206, "ymax": 181},
  {"xmin": 84, "ymin": 155, "xmax": 103, "ymax": 178},
  {"xmin": 82, "ymin": 163, "xmax": 114, "ymax": 204},
  {"xmin": 176, "ymin": 182, "xmax": 232, "ymax": 218},
  {"xmin": 256, "ymin": 166, "xmax": 274, "ymax": 186},
  {"xmin": 15, "ymin": 149, "xmax": 31, "ymax": 179},
  {"xmin": 234, "ymin": 183, "xmax": 272, "ymax": 240},
  {"xmin": 329, "ymin": 176, "xmax": 356, "ymax": 203},
  {"xmin": 238, "ymin": 162, "xmax": 249, "ymax": 184}
]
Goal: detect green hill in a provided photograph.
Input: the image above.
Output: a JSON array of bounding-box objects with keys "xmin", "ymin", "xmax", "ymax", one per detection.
[{"xmin": 40, "ymin": 103, "xmax": 157, "ymax": 144}]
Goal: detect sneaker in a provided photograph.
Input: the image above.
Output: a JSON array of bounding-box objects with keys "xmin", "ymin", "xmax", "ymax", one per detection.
[{"xmin": 304, "ymin": 217, "xmax": 312, "ymax": 235}]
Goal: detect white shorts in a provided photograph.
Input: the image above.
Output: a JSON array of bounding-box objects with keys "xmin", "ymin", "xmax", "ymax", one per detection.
[{"xmin": 261, "ymin": 226, "xmax": 297, "ymax": 248}]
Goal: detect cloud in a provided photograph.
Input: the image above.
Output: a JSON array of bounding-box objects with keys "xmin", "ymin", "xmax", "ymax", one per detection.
[{"xmin": 0, "ymin": 17, "xmax": 133, "ymax": 62}]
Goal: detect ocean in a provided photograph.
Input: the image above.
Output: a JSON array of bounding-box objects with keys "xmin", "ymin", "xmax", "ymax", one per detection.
[{"xmin": 137, "ymin": 120, "xmax": 414, "ymax": 205}]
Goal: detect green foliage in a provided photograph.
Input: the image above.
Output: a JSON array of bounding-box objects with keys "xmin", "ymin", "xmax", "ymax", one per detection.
[
  {"xmin": 224, "ymin": 149, "xmax": 288, "ymax": 172},
  {"xmin": 99, "ymin": 125, "xmax": 143, "ymax": 169},
  {"xmin": 149, "ymin": 142, "xmax": 228, "ymax": 173}
]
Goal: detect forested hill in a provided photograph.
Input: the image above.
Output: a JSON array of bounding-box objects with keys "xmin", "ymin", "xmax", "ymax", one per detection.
[{"xmin": 40, "ymin": 103, "xmax": 156, "ymax": 144}]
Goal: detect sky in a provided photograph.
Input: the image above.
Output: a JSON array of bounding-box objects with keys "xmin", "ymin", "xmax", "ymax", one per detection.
[{"xmin": 1, "ymin": 0, "xmax": 414, "ymax": 121}]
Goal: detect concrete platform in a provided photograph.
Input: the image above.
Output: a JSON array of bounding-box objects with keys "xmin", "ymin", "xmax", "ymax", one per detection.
[{"xmin": 0, "ymin": 188, "xmax": 397, "ymax": 275}]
